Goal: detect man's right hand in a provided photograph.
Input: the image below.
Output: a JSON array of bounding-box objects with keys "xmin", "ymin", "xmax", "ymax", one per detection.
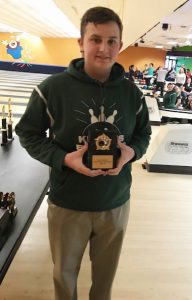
[{"xmin": 64, "ymin": 144, "xmax": 106, "ymax": 177}]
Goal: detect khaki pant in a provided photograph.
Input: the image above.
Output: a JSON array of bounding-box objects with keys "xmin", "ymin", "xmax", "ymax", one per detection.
[{"xmin": 47, "ymin": 200, "xmax": 130, "ymax": 300}]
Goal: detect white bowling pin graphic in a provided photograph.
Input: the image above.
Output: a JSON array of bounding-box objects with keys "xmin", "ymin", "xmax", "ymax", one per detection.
[
  {"xmin": 89, "ymin": 108, "xmax": 98, "ymax": 123},
  {"xmin": 99, "ymin": 105, "xmax": 106, "ymax": 122},
  {"xmin": 106, "ymin": 110, "xmax": 117, "ymax": 124}
]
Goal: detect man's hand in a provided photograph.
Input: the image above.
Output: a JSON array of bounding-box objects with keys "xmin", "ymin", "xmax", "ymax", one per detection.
[
  {"xmin": 64, "ymin": 144, "xmax": 106, "ymax": 177},
  {"xmin": 106, "ymin": 140, "xmax": 135, "ymax": 176}
]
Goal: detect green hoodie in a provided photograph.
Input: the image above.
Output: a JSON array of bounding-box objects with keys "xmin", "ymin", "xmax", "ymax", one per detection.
[
  {"xmin": 15, "ymin": 58, "xmax": 151, "ymax": 211},
  {"xmin": 163, "ymin": 90, "xmax": 177, "ymax": 109}
]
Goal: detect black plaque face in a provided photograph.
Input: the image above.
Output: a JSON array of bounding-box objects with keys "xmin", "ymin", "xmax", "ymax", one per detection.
[{"xmin": 86, "ymin": 122, "xmax": 118, "ymax": 170}]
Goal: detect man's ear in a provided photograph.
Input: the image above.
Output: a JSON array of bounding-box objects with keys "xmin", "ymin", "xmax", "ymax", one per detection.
[
  {"xmin": 119, "ymin": 41, "xmax": 123, "ymax": 51},
  {"xmin": 78, "ymin": 38, "xmax": 83, "ymax": 52}
]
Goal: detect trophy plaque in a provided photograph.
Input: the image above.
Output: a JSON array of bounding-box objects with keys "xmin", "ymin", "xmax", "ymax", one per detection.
[{"xmin": 86, "ymin": 122, "xmax": 119, "ymax": 170}]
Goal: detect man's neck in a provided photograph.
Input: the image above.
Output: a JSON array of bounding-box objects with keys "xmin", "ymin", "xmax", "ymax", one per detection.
[{"xmin": 84, "ymin": 66, "xmax": 111, "ymax": 83}]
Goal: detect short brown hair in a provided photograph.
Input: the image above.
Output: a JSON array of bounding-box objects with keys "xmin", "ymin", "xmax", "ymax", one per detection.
[{"xmin": 80, "ymin": 6, "xmax": 123, "ymax": 39}]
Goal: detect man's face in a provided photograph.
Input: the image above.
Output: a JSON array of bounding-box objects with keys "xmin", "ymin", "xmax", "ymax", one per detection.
[
  {"xmin": 167, "ymin": 84, "xmax": 174, "ymax": 91},
  {"xmin": 78, "ymin": 22, "xmax": 122, "ymax": 80}
]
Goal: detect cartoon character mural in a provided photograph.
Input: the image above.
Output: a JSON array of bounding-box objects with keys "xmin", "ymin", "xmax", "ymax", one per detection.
[
  {"xmin": 1, "ymin": 35, "xmax": 32, "ymax": 67},
  {"xmin": 2, "ymin": 36, "xmax": 23, "ymax": 59}
]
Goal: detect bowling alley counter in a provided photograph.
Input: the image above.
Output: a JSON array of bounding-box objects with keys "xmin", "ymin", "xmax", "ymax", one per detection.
[{"xmin": 0, "ymin": 136, "xmax": 49, "ymax": 283}]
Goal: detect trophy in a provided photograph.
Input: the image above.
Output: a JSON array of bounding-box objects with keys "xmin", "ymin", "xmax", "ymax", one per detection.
[
  {"xmin": 7, "ymin": 98, "xmax": 14, "ymax": 141},
  {"xmin": 1, "ymin": 105, "xmax": 8, "ymax": 146},
  {"xmin": 0, "ymin": 207, "xmax": 10, "ymax": 249},
  {"xmin": 85, "ymin": 105, "xmax": 121, "ymax": 170},
  {"xmin": 7, "ymin": 192, "xmax": 18, "ymax": 217},
  {"xmin": 0, "ymin": 192, "xmax": 18, "ymax": 217},
  {"xmin": 0, "ymin": 192, "xmax": 17, "ymax": 249},
  {"xmin": 87, "ymin": 122, "xmax": 118, "ymax": 169}
]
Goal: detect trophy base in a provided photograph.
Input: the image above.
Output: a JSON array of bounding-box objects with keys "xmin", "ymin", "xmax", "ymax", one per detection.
[
  {"xmin": 10, "ymin": 207, "xmax": 18, "ymax": 217},
  {"xmin": 1, "ymin": 137, "xmax": 14, "ymax": 147},
  {"xmin": 0, "ymin": 209, "xmax": 10, "ymax": 250},
  {"xmin": 8, "ymin": 137, "xmax": 14, "ymax": 142},
  {"xmin": 0, "ymin": 208, "xmax": 16, "ymax": 251}
]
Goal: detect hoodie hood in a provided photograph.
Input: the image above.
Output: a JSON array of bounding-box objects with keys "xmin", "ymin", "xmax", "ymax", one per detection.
[{"xmin": 67, "ymin": 58, "xmax": 125, "ymax": 86}]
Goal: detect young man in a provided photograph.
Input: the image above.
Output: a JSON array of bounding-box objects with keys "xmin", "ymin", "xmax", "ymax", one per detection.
[
  {"xmin": 155, "ymin": 66, "xmax": 167, "ymax": 97},
  {"xmin": 163, "ymin": 83, "xmax": 177, "ymax": 109},
  {"xmin": 16, "ymin": 7, "xmax": 151, "ymax": 300},
  {"xmin": 128, "ymin": 64, "xmax": 136, "ymax": 82},
  {"xmin": 143, "ymin": 63, "xmax": 154, "ymax": 87}
]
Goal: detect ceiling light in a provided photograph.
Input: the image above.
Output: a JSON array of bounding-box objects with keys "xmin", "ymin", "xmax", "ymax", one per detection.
[
  {"xmin": 18, "ymin": 32, "xmax": 29, "ymax": 39},
  {"xmin": 155, "ymin": 45, "xmax": 163, "ymax": 48},
  {"xmin": 167, "ymin": 41, "xmax": 177, "ymax": 45}
]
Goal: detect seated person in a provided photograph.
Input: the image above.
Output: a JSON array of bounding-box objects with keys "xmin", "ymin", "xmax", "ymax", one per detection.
[
  {"xmin": 183, "ymin": 77, "xmax": 192, "ymax": 93},
  {"xmin": 151, "ymin": 90, "xmax": 162, "ymax": 107},
  {"xmin": 163, "ymin": 83, "xmax": 177, "ymax": 109},
  {"xmin": 134, "ymin": 67, "xmax": 142, "ymax": 79},
  {"xmin": 128, "ymin": 64, "xmax": 136, "ymax": 82},
  {"xmin": 186, "ymin": 68, "xmax": 191, "ymax": 80},
  {"xmin": 180, "ymin": 85, "xmax": 188, "ymax": 107},
  {"xmin": 174, "ymin": 85, "xmax": 182, "ymax": 107},
  {"xmin": 184, "ymin": 94, "xmax": 192, "ymax": 110}
]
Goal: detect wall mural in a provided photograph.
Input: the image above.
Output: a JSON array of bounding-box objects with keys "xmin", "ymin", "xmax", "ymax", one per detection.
[{"xmin": 0, "ymin": 35, "xmax": 32, "ymax": 67}]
